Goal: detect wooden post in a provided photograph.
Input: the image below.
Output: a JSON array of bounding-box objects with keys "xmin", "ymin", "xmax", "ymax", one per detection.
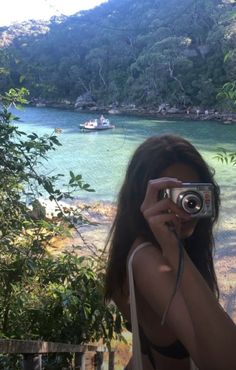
[
  {"xmin": 74, "ymin": 351, "xmax": 85, "ymax": 370},
  {"xmin": 94, "ymin": 350, "xmax": 103, "ymax": 370},
  {"xmin": 23, "ymin": 354, "xmax": 42, "ymax": 370},
  {"xmin": 108, "ymin": 350, "xmax": 115, "ymax": 370}
]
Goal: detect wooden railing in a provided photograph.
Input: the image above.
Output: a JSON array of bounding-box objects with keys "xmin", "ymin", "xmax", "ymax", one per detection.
[{"xmin": 0, "ymin": 339, "xmax": 115, "ymax": 370}]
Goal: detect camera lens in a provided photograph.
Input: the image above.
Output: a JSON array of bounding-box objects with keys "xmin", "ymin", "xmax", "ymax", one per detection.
[
  {"xmin": 187, "ymin": 198, "xmax": 197, "ymax": 209},
  {"xmin": 178, "ymin": 191, "xmax": 203, "ymax": 214}
]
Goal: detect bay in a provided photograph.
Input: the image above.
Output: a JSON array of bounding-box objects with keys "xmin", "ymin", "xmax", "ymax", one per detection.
[{"xmin": 14, "ymin": 106, "xmax": 236, "ymax": 243}]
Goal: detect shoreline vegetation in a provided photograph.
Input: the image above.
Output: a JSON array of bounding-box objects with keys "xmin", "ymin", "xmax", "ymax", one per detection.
[
  {"xmin": 29, "ymin": 101, "xmax": 236, "ymax": 124},
  {"xmin": 2, "ymin": 0, "xmax": 236, "ymax": 143}
]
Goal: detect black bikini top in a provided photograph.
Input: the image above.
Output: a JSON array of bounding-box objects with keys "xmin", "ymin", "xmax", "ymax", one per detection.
[{"xmin": 125, "ymin": 321, "xmax": 189, "ymax": 361}]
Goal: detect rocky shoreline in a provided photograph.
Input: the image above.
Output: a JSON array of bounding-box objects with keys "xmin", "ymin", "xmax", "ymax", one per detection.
[{"xmin": 29, "ymin": 98, "xmax": 236, "ymax": 124}]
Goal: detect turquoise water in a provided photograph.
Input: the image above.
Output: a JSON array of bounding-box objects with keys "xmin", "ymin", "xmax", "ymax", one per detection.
[
  {"xmin": 12, "ymin": 106, "xmax": 236, "ymax": 250},
  {"xmin": 15, "ymin": 106, "xmax": 236, "ymax": 205}
]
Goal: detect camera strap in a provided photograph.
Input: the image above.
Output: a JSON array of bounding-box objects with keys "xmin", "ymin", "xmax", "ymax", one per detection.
[{"xmin": 161, "ymin": 230, "xmax": 185, "ymax": 325}]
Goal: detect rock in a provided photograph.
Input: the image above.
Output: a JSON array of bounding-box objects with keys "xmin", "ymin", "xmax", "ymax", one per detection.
[
  {"xmin": 75, "ymin": 92, "xmax": 96, "ymax": 110},
  {"xmin": 29, "ymin": 199, "xmax": 46, "ymax": 220},
  {"xmin": 167, "ymin": 107, "xmax": 180, "ymax": 114},
  {"xmin": 89, "ymin": 106, "xmax": 99, "ymax": 111},
  {"xmin": 60, "ymin": 99, "xmax": 72, "ymax": 106},
  {"xmin": 108, "ymin": 108, "xmax": 120, "ymax": 114},
  {"xmin": 157, "ymin": 103, "xmax": 169, "ymax": 113}
]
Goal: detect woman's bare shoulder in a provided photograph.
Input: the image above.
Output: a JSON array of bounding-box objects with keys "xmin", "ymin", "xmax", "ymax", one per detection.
[
  {"xmin": 128, "ymin": 238, "xmax": 159, "ymax": 256},
  {"xmin": 129, "ymin": 238, "xmax": 166, "ymax": 267}
]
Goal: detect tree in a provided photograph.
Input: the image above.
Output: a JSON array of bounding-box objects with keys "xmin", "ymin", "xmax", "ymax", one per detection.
[
  {"xmin": 217, "ymin": 81, "xmax": 236, "ymax": 111},
  {"xmin": 0, "ymin": 88, "xmax": 123, "ymax": 369},
  {"xmin": 0, "ymin": 0, "xmax": 234, "ymax": 108}
]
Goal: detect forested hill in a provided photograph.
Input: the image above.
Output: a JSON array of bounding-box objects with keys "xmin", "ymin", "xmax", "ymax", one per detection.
[{"xmin": 0, "ymin": 0, "xmax": 236, "ymax": 110}]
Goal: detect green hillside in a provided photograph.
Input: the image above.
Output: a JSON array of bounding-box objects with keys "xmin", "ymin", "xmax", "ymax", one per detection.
[{"xmin": 0, "ymin": 0, "xmax": 236, "ymax": 109}]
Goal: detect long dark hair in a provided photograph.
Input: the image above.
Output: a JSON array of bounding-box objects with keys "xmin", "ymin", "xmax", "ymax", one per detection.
[{"xmin": 104, "ymin": 134, "xmax": 220, "ymax": 301}]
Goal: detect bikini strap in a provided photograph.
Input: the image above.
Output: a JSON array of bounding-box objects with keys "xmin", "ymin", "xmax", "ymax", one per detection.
[{"xmin": 127, "ymin": 242, "xmax": 153, "ymax": 370}]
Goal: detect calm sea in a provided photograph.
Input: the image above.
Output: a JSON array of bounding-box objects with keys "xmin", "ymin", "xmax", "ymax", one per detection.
[{"xmin": 14, "ymin": 106, "xmax": 236, "ymax": 243}]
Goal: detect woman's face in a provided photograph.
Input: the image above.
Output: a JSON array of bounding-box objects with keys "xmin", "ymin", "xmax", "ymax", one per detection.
[{"xmin": 159, "ymin": 162, "xmax": 201, "ymax": 239}]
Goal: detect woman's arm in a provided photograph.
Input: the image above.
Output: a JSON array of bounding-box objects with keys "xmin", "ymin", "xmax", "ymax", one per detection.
[
  {"xmin": 136, "ymin": 177, "xmax": 236, "ymax": 370},
  {"xmin": 133, "ymin": 244, "xmax": 236, "ymax": 370}
]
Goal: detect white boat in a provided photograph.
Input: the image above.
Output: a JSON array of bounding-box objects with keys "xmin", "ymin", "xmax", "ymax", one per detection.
[{"xmin": 80, "ymin": 117, "xmax": 115, "ymax": 131}]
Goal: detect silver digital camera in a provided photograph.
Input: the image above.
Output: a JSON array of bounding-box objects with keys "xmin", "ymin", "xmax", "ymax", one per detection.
[{"xmin": 163, "ymin": 183, "xmax": 214, "ymax": 218}]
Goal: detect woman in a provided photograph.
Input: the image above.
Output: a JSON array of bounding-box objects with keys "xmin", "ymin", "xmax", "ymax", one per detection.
[{"xmin": 104, "ymin": 135, "xmax": 236, "ymax": 370}]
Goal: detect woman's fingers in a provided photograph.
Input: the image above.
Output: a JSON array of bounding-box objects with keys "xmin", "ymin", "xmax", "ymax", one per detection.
[
  {"xmin": 148, "ymin": 213, "xmax": 181, "ymax": 242},
  {"xmin": 142, "ymin": 198, "xmax": 191, "ymax": 221},
  {"xmin": 142, "ymin": 202, "xmax": 182, "ymax": 241},
  {"xmin": 140, "ymin": 177, "xmax": 182, "ymax": 211},
  {"xmin": 148, "ymin": 212, "xmax": 178, "ymax": 228}
]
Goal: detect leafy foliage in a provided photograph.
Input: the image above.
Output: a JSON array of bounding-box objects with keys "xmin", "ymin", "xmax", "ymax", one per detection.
[
  {"xmin": 0, "ymin": 0, "xmax": 236, "ymax": 109},
  {"xmin": 214, "ymin": 147, "xmax": 236, "ymax": 166},
  {"xmin": 0, "ymin": 88, "xmax": 123, "ymax": 369},
  {"xmin": 217, "ymin": 81, "xmax": 236, "ymax": 111}
]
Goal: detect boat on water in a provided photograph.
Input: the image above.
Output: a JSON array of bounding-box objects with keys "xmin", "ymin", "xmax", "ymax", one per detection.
[{"xmin": 80, "ymin": 116, "xmax": 115, "ymax": 131}]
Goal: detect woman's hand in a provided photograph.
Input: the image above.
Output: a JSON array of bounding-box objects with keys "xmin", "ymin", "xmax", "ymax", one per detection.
[{"xmin": 140, "ymin": 177, "xmax": 191, "ymax": 250}]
